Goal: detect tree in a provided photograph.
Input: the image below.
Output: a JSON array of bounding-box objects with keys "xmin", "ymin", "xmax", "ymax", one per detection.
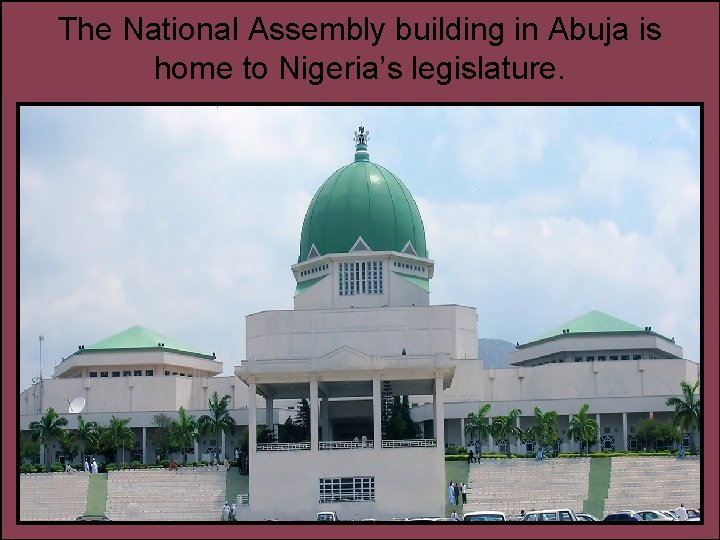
[
  {"xmin": 103, "ymin": 416, "xmax": 136, "ymax": 465},
  {"xmin": 19, "ymin": 432, "xmax": 40, "ymax": 465},
  {"xmin": 491, "ymin": 408, "xmax": 523, "ymax": 458},
  {"xmin": 57, "ymin": 430, "xmax": 79, "ymax": 464},
  {"xmin": 567, "ymin": 404, "xmax": 599, "ymax": 456},
  {"xmin": 151, "ymin": 413, "xmax": 176, "ymax": 460},
  {"xmin": 293, "ymin": 398, "xmax": 311, "ymax": 441},
  {"xmin": 74, "ymin": 414, "xmax": 99, "ymax": 464},
  {"xmin": 465, "ymin": 403, "xmax": 492, "ymax": 458},
  {"xmin": 525, "ymin": 407, "xmax": 559, "ymax": 456},
  {"xmin": 170, "ymin": 406, "xmax": 199, "ymax": 464},
  {"xmin": 29, "ymin": 407, "xmax": 68, "ymax": 471},
  {"xmin": 636, "ymin": 418, "xmax": 681, "ymax": 451},
  {"xmin": 198, "ymin": 391, "xmax": 235, "ymax": 458},
  {"xmin": 399, "ymin": 396, "xmax": 421, "ymax": 439},
  {"xmin": 665, "ymin": 379, "xmax": 701, "ymax": 454}
]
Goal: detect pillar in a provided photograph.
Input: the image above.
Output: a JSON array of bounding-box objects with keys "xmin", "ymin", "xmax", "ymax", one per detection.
[
  {"xmin": 142, "ymin": 427, "xmax": 147, "ymax": 464},
  {"xmin": 487, "ymin": 417, "xmax": 494, "ymax": 451},
  {"xmin": 434, "ymin": 377, "xmax": 445, "ymax": 450},
  {"xmin": 460, "ymin": 417, "xmax": 466, "ymax": 448},
  {"xmin": 621, "ymin": 412, "xmax": 628, "ymax": 451},
  {"xmin": 372, "ymin": 378, "xmax": 381, "ymax": 448},
  {"xmin": 310, "ymin": 378, "xmax": 319, "ymax": 451},
  {"xmin": 596, "ymin": 413, "xmax": 601, "ymax": 451},
  {"xmin": 221, "ymin": 430, "xmax": 226, "ymax": 459},
  {"xmin": 194, "ymin": 439, "xmax": 199, "ymax": 462},
  {"xmin": 248, "ymin": 381, "xmax": 257, "ymax": 458}
]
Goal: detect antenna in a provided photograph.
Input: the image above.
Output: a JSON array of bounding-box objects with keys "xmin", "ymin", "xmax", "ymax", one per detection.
[
  {"xmin": 39, "ymin": 335, "xmax": 44, "ymax": 381},
  {"xmin": 68, "ymin": 396, "xmax": 86, "ymax": 414}
]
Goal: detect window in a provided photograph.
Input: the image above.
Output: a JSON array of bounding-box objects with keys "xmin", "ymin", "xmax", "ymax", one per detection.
[
  {"xmin": 610, "ymin": 355, "xmax": 618, "ymax": 361},
  {"xmin": 165, "ymin": 371, "xmax": 170, "ymax": 376},
  {"xmin": 100, "ymin": 371, "xmax": 108, "ymax": 378},
  {"xmin": 621, "ymin": 355, "xmax": 630, "ymax": 361},
  {"xmin": 319, "ymin": 476, "xmax": 374, "ymax": 503},
  {"xmin": 89, "ymin": 371, "xmax": 97, "ymax": 378},
  {"xmin": 338, "ymin": 260, "xmax": 383, "ymax": 296},
  {"xmin": 112, "ymin": 371, "xmax": 120, "ymax": 377},
  {"xmin": 598, "ymin": 356, "xmax": 606, "ymax": 362},
  {"xmin": 123, "ymin": 371, "xmax": 131, "ymax": 377},
  {"xmin": 145, "ymin": 370, "xmax": 154, "ymax": 376},
  {"xmin": 633, "ymin": 354, "xmax": 641, "ymax": 360},
  {"xmin": 134, "ymin": 370, "xmax": 142, "ymax": 376},
  {"xmin": 574, "ymin": 356, "xmax": 582, "ymax": 363},
  {"xmin": 586, "ymin": 356, "xmax": 595, "ymax": 362},
  {"xmin": 172, "ymin": 372, "xmax": 178, "ymax": 376}
]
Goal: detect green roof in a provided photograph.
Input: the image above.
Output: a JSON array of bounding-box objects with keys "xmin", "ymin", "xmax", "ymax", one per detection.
[
  {"xmin": 527, "ymin": 310, "xmax": 645, "ymax": 343},
  {"xmin": 394, "ymin": 272, "xmax": 430, "ymax": 292},
  {"xmin": 85, "ymin": 325, "xmax": 212, "ymax": 357},
  {"xmin": 298, "ymin": 139, "xmax": 427, "ymax": 262}
]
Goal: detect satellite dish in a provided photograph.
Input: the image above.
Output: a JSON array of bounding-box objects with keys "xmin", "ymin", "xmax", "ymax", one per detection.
[{"xmin": 68, "ymin": 396, "xmax": 86, "ymax": 414}]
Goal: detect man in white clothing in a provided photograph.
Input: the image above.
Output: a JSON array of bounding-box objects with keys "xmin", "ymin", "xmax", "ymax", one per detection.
[
  {"xmin": 675, "ymin": 503, "xmax": 688, "ymax": 521},
  {"xmin": 221, "ymin": 501, "xmax": 230, "ymax": 521},
  {"xmin": 91, "ymin": 458, "xmax": 98, "ymax": 474}
]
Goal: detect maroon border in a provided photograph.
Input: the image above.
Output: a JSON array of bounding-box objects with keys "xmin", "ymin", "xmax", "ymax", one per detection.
[{"xmin": 3, "ymin": 2, "xmax": 718, "ymax": 539}]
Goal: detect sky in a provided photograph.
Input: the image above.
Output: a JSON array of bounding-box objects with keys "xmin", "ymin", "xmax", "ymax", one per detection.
[{"xmin": 18, "ymin": 106, "xmax": 701, "ymax": 392}]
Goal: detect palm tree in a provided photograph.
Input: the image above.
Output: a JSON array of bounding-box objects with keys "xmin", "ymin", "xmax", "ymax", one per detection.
[
  {"xmin": 567, "ymin": 403, "xmax": 598, "ymax": 456},
  {"xmin": 29, "ymin": 407, "xmax": 68, "ymax": 471},
  {"xmin": 666, "ymin": 380, "xmax": 701, "ymax": 454},
  {"xmin": 491, "ymin": 408, "xmax": 523, "ymax": 457},
  {"xmin": 465, "ymin": 403, "xmax": 492, "ymax": 458},
  {"xmin": 57, "ymin": 430, "xmax": 78, "ymax": 465},
  {"xmin": 74, "ymin": 414, "xmax": 99, "ymax": 464},
  {"xmin": 104, "ymin": 416, "xmax": 136, "ymax": 465},
  {"xmin": 525, "ymin": 407, "xmax": 559, "ymax": 456},
  {"xmin": 198, "ymin": 391, "xmax": 235, "ymax": 459},
  {"xmin": 170, "ymin": 406, "xmax": 199, "ymax": 464}
]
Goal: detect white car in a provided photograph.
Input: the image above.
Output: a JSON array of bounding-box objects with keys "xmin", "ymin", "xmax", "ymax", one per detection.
[
  {"xmin": 637, "ymin": 510, "xmax": 674, "ymax": 521},
  {"xmin": 522, "ymin": 508, "xmax": 578, "ymax": 522},
  {"xmin": 462, "ymin": 511, "xmax": 511, "ymax": 522},
  {"xmin": 576, "ymin": 512, "xmax": 601, "ymax": 521}
]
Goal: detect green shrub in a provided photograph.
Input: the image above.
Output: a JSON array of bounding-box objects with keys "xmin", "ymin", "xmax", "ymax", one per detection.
[
  {"xmin": 130, "ymin": 461, "xmax": 141, "ymax": 469},
  {"xmin": 105, "ymin": 463, "xmax": 116, "ymax": 471},
  {"xmin": 160, "ymin": 460, "xmax": 170, "ymax": 468},
  {"xmin": 35, "ymin": 465, "xmax": 45, "ymax": 473},
  {"xmin": 51, "ymin": 463, "xmax": 64, "ymax": 473},
  {"xmin": 20, "ymin": 463, "xmax": 36, "ymax": 474}
]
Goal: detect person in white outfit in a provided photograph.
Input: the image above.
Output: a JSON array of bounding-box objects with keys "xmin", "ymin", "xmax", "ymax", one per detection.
[
  {"xmin": 83, "ymin": 459, "xmax": 90, "ymax": 473},
  {"xmin": 230, "ymin": 502, "xmax": 237, "ymax": 521},
  {"xmin": 221, "ymin": 501, "xmax": 230, "ymax": 521},
  {"xmin": 91, "ymin": 458, "xmax": 98, "ymax": 474},
  {"xmin": 675, "ymin": 503, "xmax": 688, "ymax": 521}
]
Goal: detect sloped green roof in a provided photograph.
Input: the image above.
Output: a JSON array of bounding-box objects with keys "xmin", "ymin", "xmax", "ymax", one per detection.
[
  {"xmin": 85, "ymin": 325, "xmax": 211, "ymax": 357},
  {"xmin": 298, "ymin": 140, "xmax": 427, "ymax": 262},
  {"xmin": 528, "ymin": 310, "xmax": 644, "ymax": 343},
  {"xmin": 294, "ymin": 275, "xmax": 327, "ymax": 297},
  {"xmin": 394, "ymin": 272, "xmax": 430, "ymax": 292}
]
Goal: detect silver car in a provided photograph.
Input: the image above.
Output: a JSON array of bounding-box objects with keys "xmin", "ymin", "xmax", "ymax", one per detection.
[{"xmin": 637, "ymin": 510, "xmax": 674, "ymax": 521}]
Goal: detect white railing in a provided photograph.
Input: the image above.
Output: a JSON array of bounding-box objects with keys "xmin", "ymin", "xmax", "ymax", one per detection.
[
  {"xmin": 319, "ymin": 440, "xmax": 374, "ymax": 450},
  {"xmin": 256, "ymin": 442, "xmax": 311, "ymax": 451},
  {"xmin": 382, "ymin": 439, "xmax": 437, "ymax": 449},
  {"xmin": 239, "ymin": 494, "xmax": 249, "ymax": 506}
]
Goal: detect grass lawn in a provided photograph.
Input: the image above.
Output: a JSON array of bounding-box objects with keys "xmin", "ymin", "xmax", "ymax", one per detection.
[{"xmin": 444, "ymin": 460, "xmax": 469, "ymax": 518}]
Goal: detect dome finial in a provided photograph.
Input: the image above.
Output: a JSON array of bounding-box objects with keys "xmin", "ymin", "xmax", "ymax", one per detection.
[{"xmin": 353, "ymin": 124, "xmax": 370, "ymax": 162}]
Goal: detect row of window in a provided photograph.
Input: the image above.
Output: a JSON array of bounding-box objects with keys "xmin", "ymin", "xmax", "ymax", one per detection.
[
  {"xmin": 393, "ymin": 261, "xmax": 425, "ymax": 272},
  {"xmin": 319, "ymin": 476, "xmax": 375, "ymax": 503},
  {"xmin": 88, "ymin": 370, "xmax": 194, "ymax": 378},
  {"xmin": 573, "ymin": 354, "xmax": 642, "ymax": 363},
  {"xmin": 300, "ymin": 264, "xmax": 328, "ymax": 277},
  {"xmin": 338, "ymin": 261, "xmax": 383, "ymax": 296}
]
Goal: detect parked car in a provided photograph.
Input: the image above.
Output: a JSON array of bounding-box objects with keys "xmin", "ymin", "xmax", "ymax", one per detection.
[
  {"xmin": 687, "ymin": 509, "xmax": 701, "ymax": 520},
  {"xmin": 603, "ymin": 511, "xmax": 642, "ymax": 521},
  {"xmin": 317, "ymin": 511, "xmax": 339, "ymax": 521},
  {"xmin": 576, "ymin": 513, "xmax": 601, "ymax": 521},
  {"xmin": 662, "ymin": 511, "xmax": 678, "ymax": 520},
  {"xmin": 75, "ymin": 515, "xmax": 111, "ymax": 521},
  {"xmin": 637, "ymin": 510, "xmax": 674, "ymax": 521},
  {"xmin": 522, "ymin": 508, "xmax": 578, "ymax": 522},
  {"xmin": 463, "ymin": 511, "xmax": 511, "ymax": 522}
]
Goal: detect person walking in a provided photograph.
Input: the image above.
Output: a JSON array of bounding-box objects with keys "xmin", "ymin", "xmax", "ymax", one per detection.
[
  {"xmin": 83, "ymin": 458, "xmax": 89, "ymax": 473},
  {"xmin": 450, "ymin": 509, "xmax": 459, "ymax": 520},
  {"xmin": 221, "ymin": 501, "xmax": 230, "ymax": 521},
  {"xmin": 448, "ymin": 482, "xmax": 456, "ymax": 506},
  {"xmin": 230, "ymin": 502, "xmax": 237, "ymax": 521},
  {"xmin": 91, "ymin": 458, "xmax": 98, "ymax": 474},
  {"xmin": 675, "ymin": 503, "xmax": 688, "ymax": 521},
  {"xmin": 461, "ymin": 482, "xmax": 467, "ymax": 504},
  {"xmin": 453, "ymin": 482, "xmax": 460, "ymax": 506}
]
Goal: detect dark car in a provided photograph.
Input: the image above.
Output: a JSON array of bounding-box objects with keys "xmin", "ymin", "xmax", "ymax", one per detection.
[
  {"xmin": 603, "ymin": 512, "xmax": 642, "ymax": 522},
  {"xmin": 75, "ymin": 515, "xmax": 111, "ymax": 521}
]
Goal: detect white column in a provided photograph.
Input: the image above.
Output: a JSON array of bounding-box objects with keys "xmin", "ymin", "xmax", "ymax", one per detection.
[
  {"xmin": 595, "ymin": 413, "xmax": 601, "ymax": 451},
  {"xmin": 248, "ymin": 381, "xmax": 257, "ymax": 458},
  {"xmin": 221, "ymin": 430, "xmax": 226, "ymax": 459},
  {"xmin": 568, "ymin": 414, "xmax": 573, "ymax": 452},
  {"xmin": 265, "ymin": 397, "xmax": 273, "ymax": 429},
  {"xmin": 622, "ymin": 412, "xmax": 628, "ymax": 451},
  {"xmin": 142, "ymin": 427, "xmax": 147, "ymax": 464},
  {"xmin": 372, "ymin": 378, "xmax": 382, "ymax": 448},
  {"xmin": 487, "ymin": 417, "xmax": 494, "ymax": 450},
  {"xmin": 434, "ymin": 377, "xmax": 445, "ymax": 450},
  {"xmin": 194, "ymin": 439, "xmax": 199, "ymax": 462},
  {"xmin": 460, "ymin": 417, "xmax": 466, "ymax": 448},
  {"xmin": 516, "ymin": 415, "xmax": 522, "ymax": 454},
  {"xmin": 310, "ymin": 378, "xmax": 319, "ymax": 452}
]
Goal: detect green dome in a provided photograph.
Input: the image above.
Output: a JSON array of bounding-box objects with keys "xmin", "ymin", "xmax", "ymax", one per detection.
[{"xmin": 299, "ymin": 132, "xmax": 427, "ymax": 262}]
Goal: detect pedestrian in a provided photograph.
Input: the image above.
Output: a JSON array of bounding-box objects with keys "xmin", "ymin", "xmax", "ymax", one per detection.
[
  {"xmin": 230, "ymin": 502, "xmax": 237, "ymax": 521},
  {"xmin": 91, "ymin": 458, "xmax": 98, "ymax": 474},
  {"xmin": 675, "ymin": 503, "xmax": 688, "ymax": 521},
  {"xmin": 520, "ymin": 509, "xmax": 525, "ymax": 520},
  {"xmin": 221, "ymin": 501, "xmax": 230, "ymax": 521},
  {"xmin": 213, "ymin": 453, "xmax": 219, "ymax": 471},
  {"xmin": 224, "ymin": 456, "xmax": 229, "ymax": 471},
  {"xmin": 468, "ymin": 448, "xmax": 474, "ymax": 464},
  {"xmin": 453, "ymin": 481, "xmax": 460, "ymax": 506},
  {"xmin": 448, "ymin": 482, "xmax": 456, "ymax": 506},
  {"xmin": 450, "ymin": 509, "xmax": 459, "ymax": 520},
  {"xmin": 83, "ymin": 458, "xmax": 89, "ymax": 473},
  {"xmin": 461, "ymin": 482, "xmax": 467, "ymax": 504},
  {"xmin": 234, "ymin": 448, "xmax": 240, "ymax": 469}
]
